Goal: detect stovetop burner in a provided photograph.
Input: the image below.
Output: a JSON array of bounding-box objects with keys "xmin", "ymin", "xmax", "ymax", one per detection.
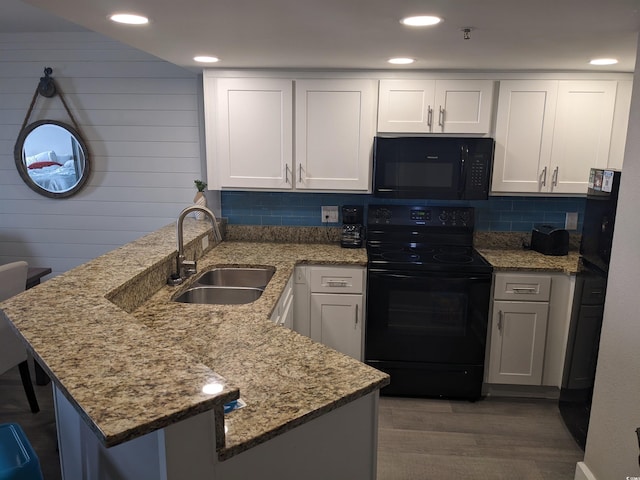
[
  {"xmin": 433, "ymin": 253, "xmax": 474, "ymax": 264},
  {"xmin": 381, "ymin": 251, "xmax": 421, "ymax": 262}
]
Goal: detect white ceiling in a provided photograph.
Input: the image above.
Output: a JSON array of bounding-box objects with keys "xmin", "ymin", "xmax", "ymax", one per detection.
[{"xmin": 5, "ymin": 0, "xmax": 640, "ymax": 73}]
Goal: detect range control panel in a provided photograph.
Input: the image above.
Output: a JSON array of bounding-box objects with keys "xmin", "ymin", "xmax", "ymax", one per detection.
[{"xmin": 368, "ymin": 205, "xmax": 474, "ymax": 228}]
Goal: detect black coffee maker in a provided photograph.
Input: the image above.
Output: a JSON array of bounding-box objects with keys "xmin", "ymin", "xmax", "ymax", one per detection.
[{"xmin": 341, "ymin": 205, "xmax": 364, "ymax": 248}]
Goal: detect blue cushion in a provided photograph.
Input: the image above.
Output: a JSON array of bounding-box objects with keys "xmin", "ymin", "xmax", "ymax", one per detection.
[{"xmin": 0, "ymin": 424, "xmax": 43, "ymax": 480}]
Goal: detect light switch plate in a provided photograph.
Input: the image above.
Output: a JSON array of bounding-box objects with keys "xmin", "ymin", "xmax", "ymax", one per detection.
[
  {"xmin": 321, "ymin": 206, "xmax": 339, "ymax": 223},
  {"xmin": 565, "ymin": 212, "xmax": 578, "ymax": 230}
]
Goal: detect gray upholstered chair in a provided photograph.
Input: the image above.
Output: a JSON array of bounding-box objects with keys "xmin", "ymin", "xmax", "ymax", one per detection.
[{"xmin": 0, "ymin": 261, "xmax": 39, "ymax": 413}]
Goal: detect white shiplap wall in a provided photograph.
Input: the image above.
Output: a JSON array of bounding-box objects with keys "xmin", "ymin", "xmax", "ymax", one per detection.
[{"xmin": 0, "ymin": 32, "xmax": 214, "ymax": 277}]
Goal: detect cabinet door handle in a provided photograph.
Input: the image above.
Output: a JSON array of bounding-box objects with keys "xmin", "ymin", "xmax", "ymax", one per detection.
[
  {"xmin": 498, "ymin": 310, "xmax": 503, "ymax": 332},
  {"xmin": 285, "ymin": 164, "xmax": 291, "ymax": 184},
  {"xmin": 298, "ymin": 163, "xmax": 303, "ymax": 183},
  {"xmin": 325, "ymin": 280, "xmax": 349, "ymax": 287},
  {"xmin": 355, "ymin": 304, "xmax": 359, "ymax": 326},
  {"xmin": 438, "ymin": 106, "xmax": 445, "ymax": 127},
  {"xmin": 512, "ymin": 287, "xmax": 537, "ymax": 293},
  {"xmin": 427, "ymin": 106, "xmax": 433, "ymax": 128},
  {"xmin": 540, "ymin": 166, "xmax": 547, "ymax": 187},
  {"xmin": 552, "ymin": 166, "xmax": 559, "ymax": 187}
]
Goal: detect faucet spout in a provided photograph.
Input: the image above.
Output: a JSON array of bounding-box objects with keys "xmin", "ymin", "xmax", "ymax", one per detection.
[{"xmin": 173, "ymin": 205, "xmax": 222, "ymax": 283}]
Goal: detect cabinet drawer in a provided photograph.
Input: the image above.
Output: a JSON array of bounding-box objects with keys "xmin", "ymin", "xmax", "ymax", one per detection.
[
  {"xmin": 310, "ymin": 267, "xmax": 364, "ymax": 294},
  {"xmin": 493, "ymin": 274, "xmax": 551, "ymax": 301}
]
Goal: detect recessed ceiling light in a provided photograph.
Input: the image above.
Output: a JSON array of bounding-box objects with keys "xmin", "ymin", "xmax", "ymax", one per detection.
[
  {"xmin": 589, "ymin": 58, "xmax": 618, "ymax": 66},
  {"xmin": 194, "ymin": 56, "xmax": 220, "ymax": 63},
  {"xmin": 400, "ymin": 16, "xmax": 442, "ymax": 27},
  {"xmin": 388, "ymin": 58, "xmax": 415, "ymax": 65},
  {"xmin": 109, "ymin": 13, "xmax": 149, "ymax": 25}
]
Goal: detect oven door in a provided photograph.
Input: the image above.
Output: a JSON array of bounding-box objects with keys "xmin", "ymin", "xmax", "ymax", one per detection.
[{"xmin": 365, "ymin": 268, "xmax": 491, "ymax": 366}]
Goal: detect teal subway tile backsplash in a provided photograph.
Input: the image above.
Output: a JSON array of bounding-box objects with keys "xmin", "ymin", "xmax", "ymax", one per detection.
[{"xmin": 221, "ymin": 191, "xmax": 585, "ymax": 232}]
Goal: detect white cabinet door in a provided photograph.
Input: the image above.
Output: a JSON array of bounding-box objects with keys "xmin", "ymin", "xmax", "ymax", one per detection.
[
  {"xmin": 492, "ymin": 79, "xmax": 619, "ymax": 194},
  {"xmin": 310, "ymin": 293, "xmax": 363, "ymax": 361},
  {"xmin": 492, "ymin": 80, "xmax": 558, "ymax": 193},
  {"xmin": 281, "ymin": 282, "xmax": 294, "ymax": 330},
  {"xmin": 487, "ymin": 301, "xmax": 549, "ymax": 385},
  {"xmin": 271, "ymin": 273, "xmax": 294, "ymax": 327},
  {"xmin": 549, "ymin": 81, "xmax": 617, "ymax": 194},
  {"xmin": 295, "ymin": 79, "xmax": 376, "ymax": 191},
  {"xmin": 377, "ymin": 79, "xmax": 436, "ymax": 133},
  {"xmin": 433, "ymin": 80, "xmax": 495, "ymax": 134},
  {"xmin": 377, "ymin": 79, "xmax": 494, "ymax": 134},
  {"xmin": 210, "ymin": 78, "xmax": 293, "ymax": 189}
]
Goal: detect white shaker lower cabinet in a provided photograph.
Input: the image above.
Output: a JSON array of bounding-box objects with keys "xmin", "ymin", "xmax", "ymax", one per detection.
[
  {"xmin": 294, "ymin": 265, "xmax": 365, "ymax": 361},
  {"xmin": 488, "ymin": 300, "xmax": 549, "ymax": 385},
  {"xmin": 310, "ymin": 293, "xmax": 363, "ymax": 361},
  {"xmin": 487, "ymin": 272, "xmax": 574, "ymax": 389}
]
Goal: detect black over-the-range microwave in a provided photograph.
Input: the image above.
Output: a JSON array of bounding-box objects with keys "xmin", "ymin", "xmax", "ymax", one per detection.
[{"xmin": 373, "ymin": 136, "xmax": 495, "ymax": 200}]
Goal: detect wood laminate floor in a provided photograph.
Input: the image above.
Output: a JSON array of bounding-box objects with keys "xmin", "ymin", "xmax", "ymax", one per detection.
[
  {"xmin": 377, "ymin": 395, "xmax": 585, "ymax": 480},
  {"xmin": 0, "ymin": 366, "xmax": 583, "ymax": 480}
]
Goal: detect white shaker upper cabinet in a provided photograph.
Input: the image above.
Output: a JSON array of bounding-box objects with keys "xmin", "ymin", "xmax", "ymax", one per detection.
[
  {"xmin": 492, "ymin": 80, "xmax": 559, "ymax": 193},
  {"xmin": 377, "ymin": 79, "xmax": 494, "ymax": 134},
  {"xmin": 549, "ymin": 81, "xmax": 617, "ymax": 194},
  {"xmin": 207, "ymin": 77, "xmax": 293, "ymax": 189},
  {"xmin": 492, "ymin": 80, "xmax": 618, "ymax": 194},
  {"xmin": 295, "ymin": 79, "xmax": 376, "ymax": 191}
]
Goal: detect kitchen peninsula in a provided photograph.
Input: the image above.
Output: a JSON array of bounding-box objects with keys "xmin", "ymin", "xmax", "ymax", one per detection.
[{"xmin": 0, "ymin": 219, "xmax": 389, "ymax": 480}]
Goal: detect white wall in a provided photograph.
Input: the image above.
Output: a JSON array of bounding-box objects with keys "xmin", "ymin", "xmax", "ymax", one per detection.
[
  {"xmin": 579, "ymin": 36, "xmax": 640, "ymax": 479},
  {"xmin": 0, "ymin": 32, "xmax": 215, "ymax": 277}
]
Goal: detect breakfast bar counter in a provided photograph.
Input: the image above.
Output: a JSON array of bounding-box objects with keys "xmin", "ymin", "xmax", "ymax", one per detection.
[{"xmin": 0, "ymin": 220, "xmax": 388, "ymax": 479}]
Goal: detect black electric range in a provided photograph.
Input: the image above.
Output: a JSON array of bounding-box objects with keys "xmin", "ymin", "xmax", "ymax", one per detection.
[{"xmin": 365, "ymin": 204, "xmax": 493, "ymax": 400}]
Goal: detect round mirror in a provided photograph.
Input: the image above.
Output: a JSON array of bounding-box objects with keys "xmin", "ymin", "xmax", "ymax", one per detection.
[{"xmin": 14, "ymin": 120, "xmax": 90, "ymax": 199}]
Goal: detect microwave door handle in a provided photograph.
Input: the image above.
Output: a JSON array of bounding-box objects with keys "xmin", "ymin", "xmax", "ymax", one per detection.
[{"xmin": 458, "ymin": 146, "xmax": 468, "ymax": 196}]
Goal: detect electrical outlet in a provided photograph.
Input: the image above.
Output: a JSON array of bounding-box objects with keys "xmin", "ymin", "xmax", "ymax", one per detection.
[
  {"xmin": 565, "ymin": 212, "xmax": 578, "ymax": 230},
  {"xmin": 321, "ymin": 206, "xmax": 339, "ymax": 223}
]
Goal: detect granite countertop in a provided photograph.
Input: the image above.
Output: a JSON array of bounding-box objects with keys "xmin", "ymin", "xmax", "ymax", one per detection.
[
  {"xmin": 473, "ymin": 231, "xmax": 581, "ymax": 274},
  {"xmin": 0, "ymin": 220, "xmax": 388, "ymax": 461},
  {"xmin": 477, "ymin": 248, "xmax": 581, "ymax": 274}
]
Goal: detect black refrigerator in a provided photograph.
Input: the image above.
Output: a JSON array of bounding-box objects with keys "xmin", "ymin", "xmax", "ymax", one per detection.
[{"xmin": 559, "ymin": 168, "xmax": 622, "ymax": 450}]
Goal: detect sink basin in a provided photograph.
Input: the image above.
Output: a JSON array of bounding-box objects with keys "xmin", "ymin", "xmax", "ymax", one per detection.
[
  {"xmin": 195, "ymin": 267, "xmax": 275, "ymax": 289},
  {"xmin": 174, "ymin": 286, "xmax": 264, "ymax": 305}
]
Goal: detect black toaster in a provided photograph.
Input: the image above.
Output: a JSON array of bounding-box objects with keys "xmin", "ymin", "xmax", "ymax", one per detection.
[{"xmin": 531, "ymin": 225, "xmax": 569, "ymax": 256}]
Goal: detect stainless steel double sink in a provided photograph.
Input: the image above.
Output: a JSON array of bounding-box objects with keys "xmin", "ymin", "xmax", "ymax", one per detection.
[{"xmin": 173, "ymin": 267, "xmax": 275, "ymax": 305}]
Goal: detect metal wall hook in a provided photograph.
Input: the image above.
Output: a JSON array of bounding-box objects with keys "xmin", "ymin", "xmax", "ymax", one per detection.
[{"xmin": 38, "ymin": 67, "xmax": 56, "ymax": 97}]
